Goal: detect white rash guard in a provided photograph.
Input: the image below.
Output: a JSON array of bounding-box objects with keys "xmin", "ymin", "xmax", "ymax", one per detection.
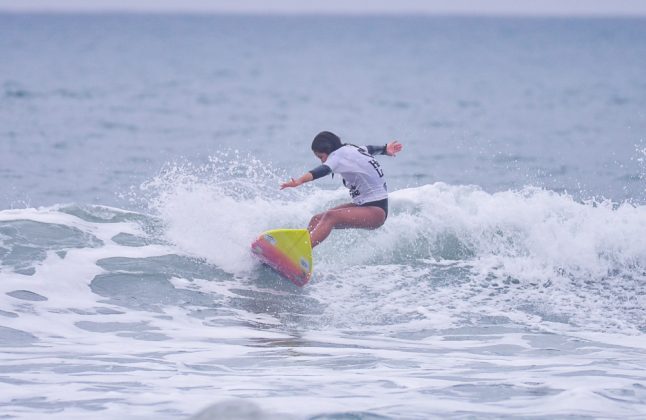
[{"xmin": 323, "ymin": 144, "xmax": 388, "ymax": 205}]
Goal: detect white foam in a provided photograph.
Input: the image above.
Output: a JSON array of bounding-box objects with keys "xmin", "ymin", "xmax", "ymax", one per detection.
[
  {"xmin": 0, "ymin": 198, "xmax": 645, "ymax": 419},
  {"xmin": 141, "ymin": 155, "xmax": 342, "ymax": 273},
  {"xmin": 385, "ymin": 183, "xmax": 646, "ymax": 279},
  {"xmin": 136, "ymin": 155, "xmax": 646, "ymax": 334}
]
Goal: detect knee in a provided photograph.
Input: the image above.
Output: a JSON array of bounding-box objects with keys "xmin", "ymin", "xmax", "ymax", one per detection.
[
  {"xmin": 309, "ymin": 212, "xmax": 324, "ymax": 226},
  {"xmin": 311, "ymin": 210, "xmax": 337, "ymax": 226}
]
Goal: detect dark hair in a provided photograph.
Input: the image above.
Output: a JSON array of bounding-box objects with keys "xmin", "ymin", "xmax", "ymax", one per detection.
[{"xmin": 311, "ymin": 131, "xmax": 343, "ymax": 154}]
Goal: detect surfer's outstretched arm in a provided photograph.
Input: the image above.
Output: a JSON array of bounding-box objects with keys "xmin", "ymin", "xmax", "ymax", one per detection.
[
  {"xmin": 280, "ymin": 172, "xmax": 314, "ymax": 189},
  {"xmin": 280, "ymin": 164, "xmax": 332, "ymax": 189},
  {"xmin": 280, "ymin": 140, "xmax": 402, "ymax": 190},
  {"xmin": 367, "ymin": 141, "xmax": 403, "ymax": 157}
]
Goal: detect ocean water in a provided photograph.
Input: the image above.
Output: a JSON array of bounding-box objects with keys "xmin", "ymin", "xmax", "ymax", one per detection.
[{"xmin": 1, "ymin": 13, "xmax": 646, "ymax": 419}]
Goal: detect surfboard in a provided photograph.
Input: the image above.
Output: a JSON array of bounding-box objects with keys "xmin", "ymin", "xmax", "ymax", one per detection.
[{"xmin": 250, "ymin": 229, "xmax": 313, "ymax": 286}]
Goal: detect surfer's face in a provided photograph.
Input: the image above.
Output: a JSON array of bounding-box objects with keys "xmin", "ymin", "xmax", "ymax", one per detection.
[{"xmin": 314, "ymin": 151, "xmax": 328, "ymax": 163}]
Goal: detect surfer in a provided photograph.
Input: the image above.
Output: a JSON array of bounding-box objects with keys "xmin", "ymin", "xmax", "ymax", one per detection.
[{"xmin": 280, "ymin": 131, "xmax": 403, "ymax": 247}]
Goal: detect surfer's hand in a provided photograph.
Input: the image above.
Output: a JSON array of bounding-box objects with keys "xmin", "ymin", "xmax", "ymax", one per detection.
[
  {"xmin": 280, "ymin": 172, "xmax": 312, "ymax": 189},
  {"xmin": 280, "ymin": 178, "xmax": 300, "ymax": 189},
  {"xmin": 386, "ymin": 141, "xmax": 403, "ymax": 156}
]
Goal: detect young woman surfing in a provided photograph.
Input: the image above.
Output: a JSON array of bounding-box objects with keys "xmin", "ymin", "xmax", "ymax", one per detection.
[{"xmin": 280, "ymin": 131, "xmax": 403, "ymax": 247}]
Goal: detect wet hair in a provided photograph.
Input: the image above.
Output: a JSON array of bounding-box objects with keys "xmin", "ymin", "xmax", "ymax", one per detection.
[{"xmin": 311, "ymin": 131, "xmax": 343, "ymax": 155}]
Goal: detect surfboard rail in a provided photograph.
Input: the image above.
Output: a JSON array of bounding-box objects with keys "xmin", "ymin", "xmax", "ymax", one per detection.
[{"xmin": 251, "ymin": 229, "xmax": 313, "ymax": 286}]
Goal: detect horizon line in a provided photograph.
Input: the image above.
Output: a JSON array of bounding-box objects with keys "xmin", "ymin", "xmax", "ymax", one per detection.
[{"xmin": 1, "ymin": 9, "xmax": 646, "ymax": 18}]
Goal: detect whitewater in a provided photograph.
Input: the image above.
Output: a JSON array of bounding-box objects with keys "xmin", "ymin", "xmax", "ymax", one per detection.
[
  {"xmin": 1, "ymin": 156, "xmax": 646, "ymax": 418},
  {"xmin": 2, "ymin": 13, "xmax": 646, "ymax": 419}
]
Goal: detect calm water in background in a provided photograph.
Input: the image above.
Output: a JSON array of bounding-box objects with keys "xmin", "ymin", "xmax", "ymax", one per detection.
[
  {"xmin": 1, "ymin": 14, "xmax": 646, "ymax": 419},
  {"xmin": 2, "ymin": 14, "xmax": 646, "ymax": 207}
]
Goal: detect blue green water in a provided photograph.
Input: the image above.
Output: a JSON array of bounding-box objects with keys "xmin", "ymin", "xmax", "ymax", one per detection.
[{"xmin": 1, "ymin": 14, "xmax": 645, "ymax": 419}]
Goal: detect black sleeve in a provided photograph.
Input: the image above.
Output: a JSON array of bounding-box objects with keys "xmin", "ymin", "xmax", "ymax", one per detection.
[
  {"xmin": 309, "ymin": 165, "xmax": 332, "ymax": 180},
  {"xmin": 366, "ymin": 144, "xmax": 388, "ymax": 155}
]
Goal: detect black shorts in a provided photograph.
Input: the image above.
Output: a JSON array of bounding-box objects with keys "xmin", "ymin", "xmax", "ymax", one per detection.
[{"xmin": 360, "ymin": 198, "xmax": 388, "ymax": 219}]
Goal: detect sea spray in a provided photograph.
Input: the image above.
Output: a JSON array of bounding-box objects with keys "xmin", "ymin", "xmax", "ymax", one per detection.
[
  {"xmin": 138, "ymin": 152, "xmax": 335, "ymax": 273},
  {"xmin": 131, "ymin": 154, "xmax": 646, "ymax": 333}
]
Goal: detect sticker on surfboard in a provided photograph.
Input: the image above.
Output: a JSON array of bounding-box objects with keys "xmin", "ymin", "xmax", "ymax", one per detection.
[{"xmin": 251, "ymin": 228, "xmax": 313, "ymax": 286}]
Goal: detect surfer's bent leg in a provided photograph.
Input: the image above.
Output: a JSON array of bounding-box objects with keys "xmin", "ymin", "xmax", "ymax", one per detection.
[
  {"xmin": 308, "ymin": 204, "xmax": 386, "ymax": 247},
  {"xmin": 307, "ymin": 203, "xmax": 354, "ymax": 235}
]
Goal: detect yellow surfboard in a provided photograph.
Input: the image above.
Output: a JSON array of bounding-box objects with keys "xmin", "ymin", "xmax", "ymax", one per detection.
[{"xmin": 250, "ymin": 229, "xmax": 313, "ymax": 286}]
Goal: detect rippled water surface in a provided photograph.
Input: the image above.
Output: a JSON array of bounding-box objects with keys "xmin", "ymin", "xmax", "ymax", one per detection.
[{"xmin": 1, "ymin": 14, "xmax": 646, "ymax": 419}]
